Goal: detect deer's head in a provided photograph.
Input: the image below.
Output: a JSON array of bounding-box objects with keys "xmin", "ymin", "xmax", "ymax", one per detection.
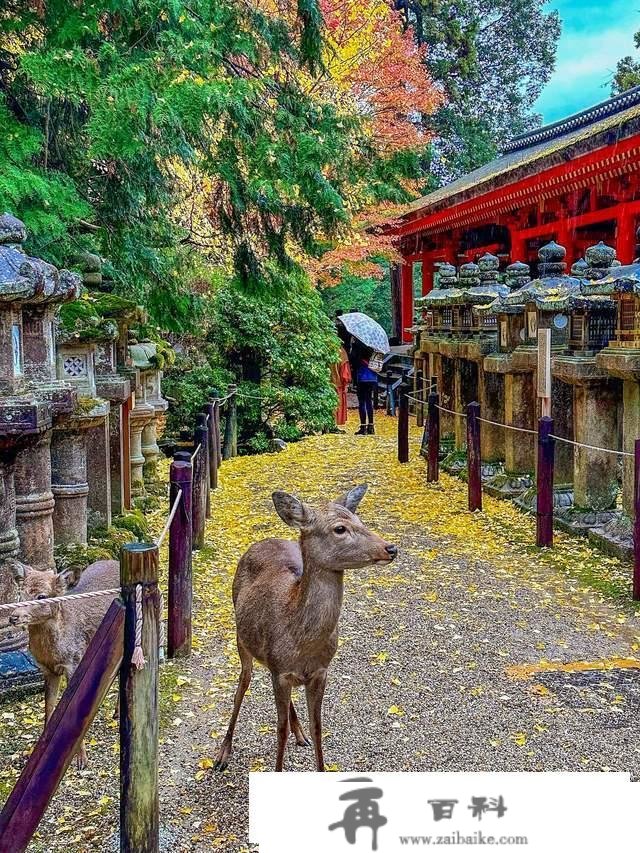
[
  {"xmin": 272, "ymin": 484, "xmax": 397, "ymax": 572},
  {"xmin": 8, "ymin": 568, "xmax": 74, "ymax": 627}
]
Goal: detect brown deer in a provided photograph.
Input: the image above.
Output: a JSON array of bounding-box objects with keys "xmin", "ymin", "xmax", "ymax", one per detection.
[
  {"xmin": 8, "ymin": 559, "xmax": 119, "ymax": 768},
  {"xmin": 214, "ymin": 484, "xmax": 397, "ymax": 772}
]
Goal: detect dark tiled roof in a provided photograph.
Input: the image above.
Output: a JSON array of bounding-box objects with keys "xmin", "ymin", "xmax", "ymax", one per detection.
[{"xmin": 403, "ymin": 86, "xmax": 640, "ymax": 222}]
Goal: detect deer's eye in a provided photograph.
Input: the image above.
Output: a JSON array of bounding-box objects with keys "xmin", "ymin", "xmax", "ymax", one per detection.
[
  {"xmin": 334, "ymin": 525, "xmax": 347, "ymax": 534},
  {"xmin": 36, "ymin": 594, "xmax": 47, "ymax": 600}
]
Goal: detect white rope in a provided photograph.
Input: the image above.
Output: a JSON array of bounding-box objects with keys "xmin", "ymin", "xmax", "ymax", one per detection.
[
  {"xmin": 131, "ymin": 584, "xmax": 146, "ymax": 670},
  {"xmin": 477, "ymin": 416, "xmax": 538, "ymax": 436},
  {"xmin": 156, "ymin": 489, "xmax": 182, "ymax": 547},
  {"xmin": 549, "ymin": 434, "xmax": 633, "ymax": 457},
  {"xmin": 191, "ymin": 442, "xmax": 201, "ymax": 462},
  {"xmin": 436, "ymin": 404, "xmax": 467, "ymax": 419},
  {"xmin": 0, "ymin": 586, "xmax": 120, "ymax": 614}
]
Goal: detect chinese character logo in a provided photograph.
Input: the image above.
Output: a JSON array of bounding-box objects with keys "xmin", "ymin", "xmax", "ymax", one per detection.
[
  {"xmin": 428, "ymin": 799, "xmax": 458, "ymax": 821},
  {"xmin": 468, "ymin": 796, "xmax": 507, "ymax": 820},
  {"xmin": 328, "ymin": 777, "xmax": 387, "ymax": 851}
]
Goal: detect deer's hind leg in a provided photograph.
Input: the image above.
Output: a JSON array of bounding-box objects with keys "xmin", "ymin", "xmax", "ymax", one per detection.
[
  {"xmin": 289, "ymin": 700, "xmax": 311, "ymax": 747},
  {"xmin": 215, "ymin": 638, "xmax": 254, "ymax": 771}
]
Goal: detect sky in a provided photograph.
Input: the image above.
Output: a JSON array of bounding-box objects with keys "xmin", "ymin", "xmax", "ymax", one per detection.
[{"xmin": 533, "ymin": 0, "xmax": 640, "ymax": 124}]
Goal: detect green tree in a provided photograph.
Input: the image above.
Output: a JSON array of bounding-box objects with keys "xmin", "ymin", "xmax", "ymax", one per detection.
[
  {"xmin": 0, "ymin": 0, "xmax": 363, "ymax": 316},
  {"xmin": 612, "ymin": 32, "xmax": 640, "ymax": 94},
  {"xmin": 395, "ymin": 0, "xmax": 561, "ymax": 181},
  {"xmin": 163, "ymin": 266, "xmax": 340, "ymax": 450},
  {"xmin": 320, "ymin": 269, "xmax": 392, "ymax": 333}
]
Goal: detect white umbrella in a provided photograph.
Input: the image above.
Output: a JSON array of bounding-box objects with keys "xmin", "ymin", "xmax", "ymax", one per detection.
[{"xmin": 338, "ymin": 312, "xmax": 390, "ymax": 354}]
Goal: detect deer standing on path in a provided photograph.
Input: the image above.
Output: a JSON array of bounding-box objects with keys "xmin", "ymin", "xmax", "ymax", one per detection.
[{"xmin": 214, "ymin": 484, "xmax": 397, "ymax": 772}]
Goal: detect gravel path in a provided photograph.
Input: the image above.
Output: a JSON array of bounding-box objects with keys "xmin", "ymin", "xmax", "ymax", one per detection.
[{"xmin": 2, "ymin": 412, "xmax": 640, "ymax": 850}]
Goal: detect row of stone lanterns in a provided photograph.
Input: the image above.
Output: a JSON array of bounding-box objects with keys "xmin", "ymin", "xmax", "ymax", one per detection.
[
  {"xmin": 413, "ymin": 235, "xmax": 640, "ymax": 558},
  {"xmin": 0, "ymin": 214, "xmax": 170, "ymax": 661}
]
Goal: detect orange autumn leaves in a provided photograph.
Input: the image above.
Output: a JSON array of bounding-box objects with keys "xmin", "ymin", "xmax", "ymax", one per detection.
[
  {"xmin": 253, "ymin": 0, "xmax": 442, "ymax": 285},
  {"xmin": 319, "ymin": 0, "xmax": 441, "ymax": 151}
]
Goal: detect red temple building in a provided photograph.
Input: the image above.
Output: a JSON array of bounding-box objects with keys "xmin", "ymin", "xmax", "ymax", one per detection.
[{"xmin": 391, "ymin": 86, "xmax": 640, "ymax": 343}]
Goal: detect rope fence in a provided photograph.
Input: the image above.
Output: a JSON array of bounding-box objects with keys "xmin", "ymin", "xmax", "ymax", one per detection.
[{"xmin": 396, "ymin": 380, "xmax": 640, "ymax": 603}]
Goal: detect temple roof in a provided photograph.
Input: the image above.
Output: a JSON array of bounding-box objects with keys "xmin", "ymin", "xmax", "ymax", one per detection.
[{"xmin": 401, "ymin": 86, "xmax": 640, "ymax": 223}]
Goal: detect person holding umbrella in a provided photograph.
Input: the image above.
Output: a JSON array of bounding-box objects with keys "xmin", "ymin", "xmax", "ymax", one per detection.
[{"xmin": 337, "ymin": 312, "xmax": 389, "ymax": 436}]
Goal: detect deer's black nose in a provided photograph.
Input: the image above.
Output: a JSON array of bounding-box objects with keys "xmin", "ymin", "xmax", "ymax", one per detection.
[
  {"xmin": 385, "ymin": 544, "xmax": 398, "ymax": 558},
  {"xmin": 8, "ymin": 615, "xmax": 18, "ymax": 626}
]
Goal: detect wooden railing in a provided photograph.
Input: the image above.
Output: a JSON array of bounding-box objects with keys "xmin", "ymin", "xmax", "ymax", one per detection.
[{"xmin": 0, "ymin": 386, "xmax": 239, "ymax": 853}]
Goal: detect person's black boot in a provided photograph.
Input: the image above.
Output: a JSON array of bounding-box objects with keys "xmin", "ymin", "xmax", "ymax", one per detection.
[
  {"xmin": 367, "ymin": 424, "xmax": 375, "ymax": 435},
  {"xmin": 355, "ymin": 424, "xmax": 367, "ymax": 436}
]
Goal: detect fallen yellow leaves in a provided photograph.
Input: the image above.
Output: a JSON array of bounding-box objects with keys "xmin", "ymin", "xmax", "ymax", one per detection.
[{"xmin": 506, "ymin": 657, "xmax": 640, "ymax": 680}]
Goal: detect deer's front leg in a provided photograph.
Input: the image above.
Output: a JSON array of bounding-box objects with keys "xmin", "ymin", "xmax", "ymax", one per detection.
[
  {"xmin": 305, "ymin": 670, "xmax": 327, "ymax": 772},
  {"xmin": 271, "ymin": 674, "xmax": 292, "ymax": 772},
  {"xmin": 43, "ymin": 671, "xmax": 61, "ymax": 725}
]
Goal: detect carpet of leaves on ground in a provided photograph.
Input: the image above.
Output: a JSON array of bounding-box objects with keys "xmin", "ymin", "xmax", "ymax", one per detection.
[{"xmin": 1, "ymin": 412, "xmax": 640, "ymax": 850}]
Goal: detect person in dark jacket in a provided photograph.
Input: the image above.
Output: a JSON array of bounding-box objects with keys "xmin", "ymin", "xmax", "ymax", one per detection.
[{"xmin": 352, "ymin": 341, "xmax": 377, "ymax": 435}]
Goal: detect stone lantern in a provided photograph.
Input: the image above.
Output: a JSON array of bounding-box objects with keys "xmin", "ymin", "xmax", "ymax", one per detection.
[
  {"xmin": 416, "ymin": 264, "xmax": 461, "ymax": 453},
  {"xmin": 16, "ymin": 262, "xmax": 79, "ymax": 571},
  {"xmin": 594, "ymin": 261, "xmax": 640, "ymax": 555},
  {"xmin": 553, "ymin": 242, "xmax": 620, "ymax": 534},
  {"xmin": 128, "ymin": 341, "xmax": 169, "ymax": 493},
  {"xmin": 52, "ymin": 316, "xmax": 111, "ymax": 545},
  {"xmin": 481, "ymin": 260, "xmax": 533, "ymax": 498}
]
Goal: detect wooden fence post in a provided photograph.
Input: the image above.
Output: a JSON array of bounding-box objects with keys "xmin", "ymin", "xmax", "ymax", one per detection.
[
  {"xmin": 195, "ymin": 412, "xmax": 211, "ymax": 519},
  {"xmin": 634, "ymin": 439, "xmax": 640, "ymax": 601},
  {"xmin": 416, "ymin": 368, "xmax": 424, "ymax": 428},
  {"xmin": 203, "ymin": 401, "xmax": 218, "ymax": 490},
  {"xmin": 191, "ymin": 425, "xmax": 206, "ymax": 550},
  {"xmin": 536, "ymin": 416, "xmax": 555, "ymax": 548},
  {"xmin": 0, "ymin": 600, "xmax": 124, "ymax": 853},
  {"xmin": 168, "ymin": 459, "xmax": 193, "ymax": 659},
  {"xmin": 427, "ymin": 391, "xmax": 440, "ymax": 483},
  {"xmin": 397, "ymin": 378, "xmax": 409, "ymax": 464},
  {"xmin": 213, "ymin": 395, "xmax": 222, "ymax": 466},
  {"xmin": 466, "ymin": 401, "xmax": 482, "ymax": 512},
  {"xmin": 223, "ymin": 384, "xmax": 238, "ymax": 460},
  {"xmin": 120, "ymin": 542, "xmax": 160, "ymax": 853}
]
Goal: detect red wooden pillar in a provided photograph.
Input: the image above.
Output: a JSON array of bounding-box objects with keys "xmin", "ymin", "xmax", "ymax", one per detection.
[
  {"xmin": 421, "ymin": 253, "xmax": 434, "ymax": 296},
  {"xmin": 510, "ymin": 228, "xmax": 525, "ymax": 263},
  {"xmin": 617, "ymin": 209, "xmax": 637, "ymax": 264},
  {"xmin": 400, "ymin": 260, "xmax": 414, "ymax": 343}
]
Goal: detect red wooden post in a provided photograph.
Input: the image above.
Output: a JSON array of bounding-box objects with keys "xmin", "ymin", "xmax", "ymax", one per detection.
[
  {"xmin": 203, "ymin": 401, "xmax": 218, "ymax": 490},
  {"xmin": 191, "ymin": 428, "xmax": 206, "ymax": 551},
  {"xmin": 536, "ymin": 416, "xmax": 555, "ymax": 547},
  {"xmin": 168, "ymin": 459, "xmax": 193, "ymax": 658},
  {"xmin": 195, "ymin": 412, "xmax": 211, "ymax": 519},
  {"xmin": 633, "ymin": 439, "xmax": 640, "ymax": 601},
  {"xmin": 427, "ymin": 391, "xmax": 439, "ymax": 483},
  {"xmin": 397, "ymin": 379, "xmax": 409, "ymax": 464},
  {"xmin": 213, "ymin": 396, "xmax": 222, "ymax": 466},
  {"xmin": 0, "ymin": 600, "xmax": 124, "ymax": 853},
  {"xmin": 466, "ymin": 401, "xmax": 482, "ymax": 512}
]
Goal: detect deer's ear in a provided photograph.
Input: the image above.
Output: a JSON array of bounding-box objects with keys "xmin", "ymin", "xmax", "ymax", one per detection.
[
  {"xmin": 272, "ymin": 491, "xmax": 314, "ymax": 529},
  {"xmin": 334, "ymin": 484, "xmax": 368, "ymax": 513},
  {"xmin": 54, "ymin": 570, "xmax": 75, "ymax": 596}
]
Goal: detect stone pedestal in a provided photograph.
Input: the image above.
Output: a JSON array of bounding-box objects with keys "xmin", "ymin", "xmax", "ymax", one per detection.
[
  {"xmin": 479, "ymin": 370, "xmax": 505, "ymax": 463},
  {"xmin": 129, "ymin": 402, "xmax": 155, "ymax": 498},
  {"xmin": 621, "ymin": 379, "xmax": 640, "ymax": 516},
  {"xmin": 51, "ymin": 403, "xmax": 109, "ymax": 545},
  {"xmin": 14, "ymin": 431, "xmax": 55, "ymax": 570},
  {"xmin": 574, "ymin": 382, "xmax": 619, "ymax": 508},
  {"xmin": 504, "ymin": 371, "xmax": 535, "ymax": 474},
  {"xmin": 91, "ymin": 374, "xmax": 131, "ymax": 525}
]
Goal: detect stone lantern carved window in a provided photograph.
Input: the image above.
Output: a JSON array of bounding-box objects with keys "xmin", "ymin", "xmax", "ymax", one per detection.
[
  {"xmin": 620, "ymin": 296, "xmax": 635, "ymax": 331},
  {"xmin": 570, "ymin": 314, "xmax": 584, "ymax": 347},
  {"xmin": 442, "ymin": 307, "xmax": 452, "ymax": 328},
  {"xmin": 11, "ymin": 324, "xmax": 22, "ymax": 374},
  {"xmin": 62, "ymin": 354, "xmax": 88, "ymax": 378}
]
